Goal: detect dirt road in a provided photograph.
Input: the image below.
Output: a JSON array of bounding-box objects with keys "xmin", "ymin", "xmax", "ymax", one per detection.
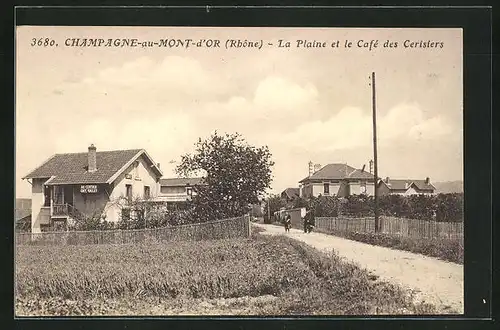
[{"xmin": 254, "ymin": 223, "xmax": 464, "ymax": 314}]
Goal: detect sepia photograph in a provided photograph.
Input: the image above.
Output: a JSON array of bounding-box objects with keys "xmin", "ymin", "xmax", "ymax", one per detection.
[{"xmin": 15, "ymin": 25, "xmax": 464, "ymax": 317}]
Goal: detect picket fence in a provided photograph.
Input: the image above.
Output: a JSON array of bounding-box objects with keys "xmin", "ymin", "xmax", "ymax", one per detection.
[
  {"xmin": 315, "ymin": 216, "xmax": 463, "ymax": 240},
  {"xmin": 16, "ymin": 216, "xmax": 251, "ymax": 246}
]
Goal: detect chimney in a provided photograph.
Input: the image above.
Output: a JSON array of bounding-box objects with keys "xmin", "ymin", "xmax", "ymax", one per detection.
[
  {"xmin": 361, "ymin": 164, "xmax": 366, "ymax": 172},
  {"xmin": 425, "ymin": 177, "xmax": 430, "ymax": 184},
  {"xmin": 88, "ymin": 144, "xmax": 97, "ymax": 172},
  {"xmin": 313, "ymin": 163, "xmax": 322, "ymax": 173},
  {"xmin": 157, "ymin": 163, "xmax": 160, "ymax": 169},
  {"xmin": 385, "ymin": 177, "xmax": 390, "ymax": 183}
]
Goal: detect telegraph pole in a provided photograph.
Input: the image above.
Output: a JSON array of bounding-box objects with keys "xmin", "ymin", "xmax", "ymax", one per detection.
[{"xmin": 371, "ymin": 72, "xmax": 380, "ymax": 233}]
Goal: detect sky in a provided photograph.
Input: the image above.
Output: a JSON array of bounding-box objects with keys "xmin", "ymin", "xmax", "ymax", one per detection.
[{"xmin": 15, "ymin": 26, "xmax": 463, "ymax": 198}]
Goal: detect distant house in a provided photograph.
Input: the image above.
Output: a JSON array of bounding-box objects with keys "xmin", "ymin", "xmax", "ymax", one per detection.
[
  {"xmin": 299, "ymin": 163, "xmax": 376, "ymax": 198},
  {"xmin": 281, "ymin": 188, "xmax": 300, "ymax": 202},
  {"xmin": 156, "ymin": 177, "xmax": 205, "ymax": 208},
  {"xmin": 22, "ymin": 144, "xmax": 163, "ymax": 233},
  {"xmin": 15, "ymin": 198, "xmax": 31, "ymax": 221},
  {"xmin": 377, "ymin": 177, "xmax": 436, "ymax": 196},
  {"xmin": 15, "ymin": 198, "xmax": 32, "ymax": 232}
]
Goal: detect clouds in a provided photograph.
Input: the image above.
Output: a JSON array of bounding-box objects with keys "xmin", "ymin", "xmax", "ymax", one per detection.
[
  {"xmin": 280, "ymin": 103, "xmax": 454, "ymax": 153},
  {"xmin": 254, "ymin": 76, "xmax": 319, "ymax": 112},
  {"xmin": 16, "ymin": 27, "xmax": 463, "ymax": 197},
  {"xmin": 199, "ymin": 75, "xmax": 319, "ymax": 126},
  {"xmin": 53, "ymin": 113, "xmax": 197, "ymax": 167},
  {"xmin": 81, "ymin": 55, "xmax": 231, "ymax": 103}
]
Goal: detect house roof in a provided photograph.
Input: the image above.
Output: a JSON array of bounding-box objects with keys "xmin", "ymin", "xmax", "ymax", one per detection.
[
  {"xmin": 299, "ymin": 163, "xmax": 375, "ymax": 183},
  {"xmin": 281, "ymin": 188, "xmax": 300, "ymax": 199},
  {"xmin": 381, "ymin": 179, "xmax": 435, "ymax": 191},
  {"xmin": 160, "ymin": 177, "xmax": 205, "ymax": 187},
  {"xmin": 15, "ymin": 209, "xmax": 31, "ymax": 221},
  {"xmin": 23, "ymin": 149, "xmax": 163, "ymax": 185},
  {"xmin": 15, "ymin": 198, "xmax": 32, "ymax": 220}
]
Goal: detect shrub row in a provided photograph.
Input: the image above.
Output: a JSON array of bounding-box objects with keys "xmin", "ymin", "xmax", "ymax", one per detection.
[
  {"xmin": 292, "ymin": 193, "xmax": 463, "ymax": 222},
  {"xmin": 17, "ymin": 217, "xmax": 250, "ymax": 246}
]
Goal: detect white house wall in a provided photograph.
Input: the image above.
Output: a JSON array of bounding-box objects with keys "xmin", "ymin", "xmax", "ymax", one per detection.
[
  {"xmin": 158, "ymin": 185, "xmax": 199, "ymax": 203},
  {"xmin": 365, "ymin": 182, "xmax": 375, "ymax": 196},
  {"xmin": 349, "ymin": 182, "xmax": 361, "ymax": 195},
  {"xmin": 300, "ymin": 184, "xmax": 313, "ymax": 198},
  {"xmin": 329, "ymin": 183, "xmax": 341, "ymax": 196},
  {"xmin": 310, "ymin": 182, "xmax": 341, "ymax": 197},
  {"xmin": 106, "ymin": 154, "xmax": 160, "ymax": 222},
  {"xmin": 301, "ymin": 180, "xmax": 375, "ymax": 198},
  {"xmin": 31, "ymin": 178, "xmax": 48, "ymax": 233},
  {"xmin": 312, "ymin": 184, "xmax": 323, "ymax": 197}
]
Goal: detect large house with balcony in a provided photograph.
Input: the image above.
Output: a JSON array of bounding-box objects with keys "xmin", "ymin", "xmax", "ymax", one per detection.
[
  {"xmin": 377, "ymin": 177, "xmax": 436, "ymax": 195},
  {"xmin": 22, "ymin": 144, "xmax": 163, "ymax": 233},
  {"xmin": 156, "ymin": 177, "xmax": 205, "ymax": 209},
  {"xmin": 299, "ymin": 163, "xmax": 377, "ymax": 198}
]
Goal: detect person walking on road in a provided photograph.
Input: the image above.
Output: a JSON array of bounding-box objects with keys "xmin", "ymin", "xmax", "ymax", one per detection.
[
  {"xmin": 284, "ymin": 214, "xmax": 291, "ymax": 232},
  {"xmin": 303, "ymin": 209, "xmax": 314, "ymax": 233}
]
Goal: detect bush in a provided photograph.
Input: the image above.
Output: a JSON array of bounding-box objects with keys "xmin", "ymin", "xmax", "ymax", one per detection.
[
  {"xmin": 299, "ymin": 193, "xmax": 463, "ymax": 222},
  {"xmin": 68, "ymin": 211, "xmax": 116, "ymax": 231},
  {"xmin": 117, "ymin": 208, "xmax": 194, "ymax": 230},
  {"xmin": 309, "ymin": 196, "xmax": 339, "ymax": 217}
]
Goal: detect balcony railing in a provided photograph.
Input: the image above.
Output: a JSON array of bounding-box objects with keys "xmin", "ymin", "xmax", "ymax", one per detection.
[
  {"xmin": 52, "ymin": 203, "xmax": 70, "ymax": 216},
  {"xmin": 153, "ymin": 193, "xmax": 193, "ymax": 202},
  {"xmin": 52, "ymin": 203, "xmax": 82, "ymax": 219}
]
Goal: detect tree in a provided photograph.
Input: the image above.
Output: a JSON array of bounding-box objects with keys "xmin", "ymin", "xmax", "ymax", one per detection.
[
  {"xmin": 176, "ymin": 131, "xmax": 274, "ymax": 221},
  {"xmin": 263, "ymin": 194, "xmax": 286, "ymax": 223},
  {"xmin": 309, "ymin": 195, "xmax": 340, "ymax": 217},
  {"xmin": 291, "ymin": 196, "xmax": 309, "ymax": 209}
]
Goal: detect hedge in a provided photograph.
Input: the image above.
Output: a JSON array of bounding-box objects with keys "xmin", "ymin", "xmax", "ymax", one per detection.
[{"xmin": 296, "ymin": 193, "xmax": 463, "ymax": 222}]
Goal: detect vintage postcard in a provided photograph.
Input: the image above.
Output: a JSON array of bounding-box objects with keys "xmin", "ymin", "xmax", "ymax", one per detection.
[{"xmin": 15, "ymin": 25, "xmax": 464, "ymax": 317}]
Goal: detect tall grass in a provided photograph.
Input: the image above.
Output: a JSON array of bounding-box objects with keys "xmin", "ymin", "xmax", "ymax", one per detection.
[
  {"xmin": 16, "ymin": 233, "xmax": 438, "ymax": 316},
  {"xmin": 16, "ymin": 237, "xmax": 311, "ymax": 301}
]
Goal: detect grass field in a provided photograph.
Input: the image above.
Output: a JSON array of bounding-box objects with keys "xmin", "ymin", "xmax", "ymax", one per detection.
[
  {"xmin": 16, "ymin": 230, "xmax": 436, "ymax": 316},
  {"xmin": 315, "ymin": 228, "xmax": 464, "ymax": 264}
]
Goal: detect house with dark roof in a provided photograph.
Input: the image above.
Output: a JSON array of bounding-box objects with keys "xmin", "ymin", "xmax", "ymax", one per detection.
[
  {"xmin": 377, "ymin": 177, "xmax": 436, "ymax": 196},
  {"xmin": 15, "ymin": 198, "xmax": 32, "ymax": 221},
  {"xmin": 22, "ymin": 144, "xmax": 163, "ymax": 233},
  {"xmin": 299, "ymin": 163, "xmax": 376, "ymax": 198},
  {"xmin": 157, "ymin": 177, "xmax": 206, "ymax": 207},
  {"xmin": 281, "ymin": 188, "xmax": 300, "ymax": 202},
  {"xmin": 15, "ymin": 198, "xmax": 32, "ymax": 233}
]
